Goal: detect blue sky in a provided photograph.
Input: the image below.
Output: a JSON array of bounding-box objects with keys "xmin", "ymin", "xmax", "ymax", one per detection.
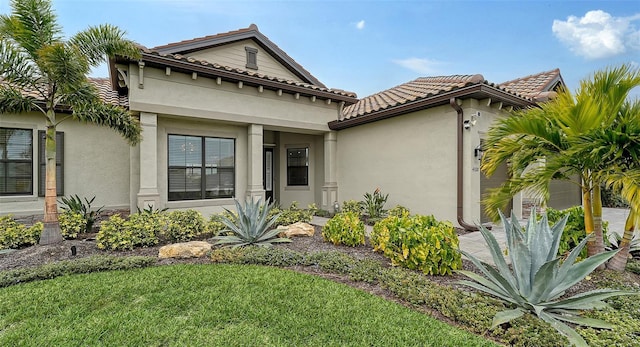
[{"xmin": 3, "ymin": 0, "xmax": 639, "ymax": 98}]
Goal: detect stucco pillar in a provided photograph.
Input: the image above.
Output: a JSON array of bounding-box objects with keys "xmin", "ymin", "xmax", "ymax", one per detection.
[
  {"xmin": 136, "ymin": 112, "xmax": 160, "ymax": 210},
  {"xmin": 246, "ymin": 124, "xmax": 265, "ymax": 202},
  {"xmin": 322, "ymin": 131, "xmax": 338, "ymax": 211}
]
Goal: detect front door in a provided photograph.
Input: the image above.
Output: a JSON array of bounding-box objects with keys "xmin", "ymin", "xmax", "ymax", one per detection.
[{"xmin": 263, "ymin": 148, "xmax": 274, "ymax": 203}]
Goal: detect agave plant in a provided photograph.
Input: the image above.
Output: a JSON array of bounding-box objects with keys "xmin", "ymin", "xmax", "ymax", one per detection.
[
  {"xmin": 213, "ymin": 199, "xmax": 291, "ymax": 248},
  {"xmin": 607, "ymin": 231, "xmax": 640, "ymax": 254},
  {"xmin": 458, "ymin": 210, "xmax": 638, "ymax": 347}
]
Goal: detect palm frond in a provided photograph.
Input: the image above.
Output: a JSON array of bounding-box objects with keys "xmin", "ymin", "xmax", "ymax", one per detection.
[
  {"xmin": 1, "ymin": 0, "xmax": 62, "ymax": 59},
  {"xmin": 0, "ymin": 39, "xmax": 39, "ymax": 88},
  {"xmin": 72, "ymin": 102, "xmax": 141, "ymax": 145},
  {"xmin": 0, "ymin": 85, "xmax": 38, "ymax": 114},
  {"xmin": 37, "ymin": 42, "xmax": 90, "ymax": 89},
  {"xmin": 70, "ymin": 24, "xmax": 140, "ymax": 66}
]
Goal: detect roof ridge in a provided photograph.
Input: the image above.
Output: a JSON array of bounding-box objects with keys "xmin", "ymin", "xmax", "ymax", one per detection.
[
  {"xmin": 151, "ymin": 24, "xmax": 258, "ymax": 51},
  {"xmin": 499, "ymin": 68, "xmax": 560, "ymax": 86}
]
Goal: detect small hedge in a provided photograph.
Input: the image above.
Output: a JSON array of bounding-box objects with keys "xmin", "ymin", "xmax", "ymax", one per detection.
[
  {"xmin": 59, "ymin": 211, "xmax": 86, "ymax": 239},
  {"xmin": 0, "ymin": 216, "xmax": 42, "ymax": 249},
  {"xmin": 322, "ymin": 212, "xmax": 365, "ymax": 246},
  {"xmin": 370, "ymin": 213, "xmax": 461, "ymax": 275},
  {"xmin": 97, "ymin": 210, "xmax": 212, "ymax": 250},
  {"xmin": 0, "ymin": 255, "xmax": 156, "ymax": 287}
]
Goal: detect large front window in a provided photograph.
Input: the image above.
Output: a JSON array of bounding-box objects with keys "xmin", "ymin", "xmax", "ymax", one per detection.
[
  {"xmin": 168, "ymin": 135, "xmax": 235, "ymax": 201},
  {"xmin": 0, "ymin": 128, "xmax": 33, "ymax": 195},
  {"xmin": 287, "ymin": 147, "xmax": 308, "ymax": 186}
]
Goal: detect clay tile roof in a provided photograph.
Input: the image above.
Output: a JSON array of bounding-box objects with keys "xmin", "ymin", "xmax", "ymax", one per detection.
[
  {"xmin": 0, "ymin": 77, "xmax": 129, "ymax": 108},
  {"xmin": 140, "ymin": 48, "xmax": 357, "ymax": 99},
  {"xmin": 499, "ymin": 68, "xmax": 563, "ymax": 99},
  {"xmin": 341, "ymin": 74, "xmax": 484, "ymax": 120},
  {"xmin": 151, "ymin": 24, "xmax": 259, "ymax": 51}
]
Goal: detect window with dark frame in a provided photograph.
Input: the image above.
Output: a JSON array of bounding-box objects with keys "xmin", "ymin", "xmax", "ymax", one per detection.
[
  {"xmin": 38, "ymin": 130, "xmax": 64, "ymax": 196},
  {"xmin": 245, "ymin": 46, "xmax": 258, "ymax": 70},
  {"xmin": 168, "ymin": 134, "xmax": 235, "ymax": 201},
  {"xmin": 287, "ymin": 147, "xmax": 308, "ymax": 186},
  {"xmin": 0, "ymin": 128, "xmax": 33, "ymax": 195}
]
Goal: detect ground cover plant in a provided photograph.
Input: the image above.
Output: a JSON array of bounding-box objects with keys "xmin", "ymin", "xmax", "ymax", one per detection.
[{"xmin": 0, "ymin": 264, "xmax": 497, "ymax": 347}]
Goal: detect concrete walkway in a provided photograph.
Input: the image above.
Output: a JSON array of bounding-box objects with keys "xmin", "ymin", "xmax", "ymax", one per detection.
[{"xmin": 312, "ymin": 208, "xmax": 632, "ymax": 266}]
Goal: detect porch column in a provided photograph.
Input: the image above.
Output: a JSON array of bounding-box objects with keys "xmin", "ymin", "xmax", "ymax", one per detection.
[
  {"xmin": 322, "ymin": 131, "xmax": 338, "ymax": 211},
  {"xmin": 246, "ymin": 124, "xmax": 265, "ymax": 202},
  {"xmin": 136, "ymin": 112, "xmax": 160, "ymax": 210}
]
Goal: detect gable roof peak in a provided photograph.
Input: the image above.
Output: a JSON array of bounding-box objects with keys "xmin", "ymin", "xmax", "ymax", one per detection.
[
  {"xmin": 499, "ymin": 68, "xmax": 564, "ymax": 99},
  {"xmin": 148, "ymin": 24, "xmax": 325, "ymax": 87}
]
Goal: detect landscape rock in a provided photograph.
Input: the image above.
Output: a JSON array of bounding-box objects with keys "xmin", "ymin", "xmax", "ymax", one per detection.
[
  {"xmin": 277, "ymin": 222, "xmax": 315, "ymax": 238},
  {"xmin": 158, "ymin": 241, "xmax": 212, "ymax": 259}
]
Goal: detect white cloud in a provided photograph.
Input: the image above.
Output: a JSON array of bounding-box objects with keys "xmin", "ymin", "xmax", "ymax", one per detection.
[
  {"xmin": 393, "ymin": 58, "xmax": 443, "ymax": 74},
  {"xmin": 552, "ymin": 10, "xmax": 640, "ymax": 59},
  {"xmin": 356, "ymin": 20, "xmax": 365, "ymax": 30}
]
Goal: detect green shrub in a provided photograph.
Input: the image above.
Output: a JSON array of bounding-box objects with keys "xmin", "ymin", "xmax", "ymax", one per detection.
[
  {"xmin": 59, "ymin": 195, "xmax": 104, "ymax": 232},
  {"xmin": 371, "ymin": 214, "xmax": 461, "ymax": 275},
  {"xmin": 321, "ymin": 212, "xmax": 365, "ymax": 247},
  {"xmin": 207, "ymin": 214, "xmax": 227, "ymax": 235},
  {"xmin": 543, "ymin": 206, "xmax": 609, "ymax": 260},
  {"xmin": 270, "ymin": 201, "xmax": 314, "ymax": 227},
  {"xmin": 165, "ymin": 210, "xmax": 206, "ymax": 242},
  {"xmin": 388, "ymin": 205, "xmax": 410, "ymax": 218},
  {"xmin": 59, "ymin": 211, "xmax": 86, "ymax": 239},
  {"xmin": 0, "ymin": 216, "xmax": 42, "ymax": 249},
  {"xmin": 97, "ymin": 212, "xmax": 168, "ymax": 250},
  {"xmin": 0, "ymin": 255, "xmax": 156, "ymax": 287},
  {"xmin": 341, "ymin": 200, "xmax": 362, "ymax": 215}
]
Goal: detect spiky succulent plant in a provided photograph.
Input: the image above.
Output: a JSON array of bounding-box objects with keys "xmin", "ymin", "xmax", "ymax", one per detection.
[
  {"xmin": 458, "ymin": 210, "xmax": 638, "ymax": 347},
  {"xmin": 213, "ymin": 199, "xmax": 291, "ymax": 248}
]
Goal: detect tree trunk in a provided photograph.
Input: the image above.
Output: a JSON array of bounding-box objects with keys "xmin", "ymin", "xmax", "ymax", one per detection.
[
  {"xmin": 607, "ymin": 209, "xmax": 637, "ymax": 272},
  {"xmin": 39, "ymin": 113, "xmax": 63, "ymax": 245},
  {"xmin": 583, "ymin": 183, "xmax": 597, "ymax": 257}
]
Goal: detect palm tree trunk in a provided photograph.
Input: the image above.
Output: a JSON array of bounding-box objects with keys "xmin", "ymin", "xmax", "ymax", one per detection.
[
  {"xmin": 607, "ymin": 209, "xmax": 637, "ymax": 272},
  {"xmin": 39, "ymin": 113, "xmax": 63, "ymax": 245},
  {"xmin": 583, "ymin": 183, "xmax": 597, "ymax": 257},
  {"xmin": 592, "ymin": 184, "xmax": 605, "ymax": 254}
]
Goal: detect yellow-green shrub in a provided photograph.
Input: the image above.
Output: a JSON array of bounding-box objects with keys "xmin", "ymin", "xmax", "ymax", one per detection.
[
  {"xmin": 207, "ymin": 214, "xmax": 227, "ymax": 235},
  {"xmin": 0, "ymin": 216, "xmax": 42, "ymax": 249},
  {"xmin": 269, "ymin": 201, "xmax": 315, "ymax": 227},
  {"xmin": 322, "ymin": 212, "xmax": 365, "ymax": 247},
  {"xmin": 59, "ymin": 211, "xmax": 86, "ymax": 239},
  {"xmin": 165, "ymin": 210, "xmax": 206, "ymax": 241},
  {"xmin": 97, "ymin": 212, "xmax": 167, "ymax": 250},
  {"xmin": 371, "ymin": 214, "xmax": 461, "ymax": 275}
]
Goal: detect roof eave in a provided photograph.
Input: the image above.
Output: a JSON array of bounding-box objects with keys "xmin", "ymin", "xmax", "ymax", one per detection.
[
  {"xmin": 329, "ymin": 84, "xmax": 534, "ymax": 130},
  {"xmin": 136, "ymin": 52, "xmax": 357, "ymax": 104}
]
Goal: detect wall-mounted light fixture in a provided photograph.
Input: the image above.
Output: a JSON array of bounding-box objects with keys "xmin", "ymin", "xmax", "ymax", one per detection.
[{"xmin": 474, "ymin": 144, "xmax": 484, "ymax": 160}]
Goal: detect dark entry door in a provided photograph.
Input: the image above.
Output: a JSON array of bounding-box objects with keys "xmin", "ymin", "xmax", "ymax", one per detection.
[{"xmin": 263, "ymin": 148, "xmax": 274, "ymax": 203}]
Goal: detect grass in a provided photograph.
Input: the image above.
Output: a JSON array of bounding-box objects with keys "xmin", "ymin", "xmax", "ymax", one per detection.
[{"xmin": 0, "ymin": 264, "xmax": 497, "ymax": 346}]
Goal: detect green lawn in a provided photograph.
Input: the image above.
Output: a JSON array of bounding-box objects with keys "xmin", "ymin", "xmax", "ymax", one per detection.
[{"xmin": 0, "ymin": 264, "xmax": 497, "ymax": 346}]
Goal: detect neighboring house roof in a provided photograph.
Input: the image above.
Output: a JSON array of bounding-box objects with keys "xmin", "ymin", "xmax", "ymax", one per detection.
[
  {"xmin": 151, "ymin": 24, "xmax": 325, "ymax": 88},
  {"xmin": 331, "ymin": 74, "xmax": 537, "ymax": 130},
  {"xmin": 0, "ymin": 77, "xmax": 129, "ymax": 110},
  {"xmin": 499, "ymin": 68, "xmax": 564, "ymax": 100}
]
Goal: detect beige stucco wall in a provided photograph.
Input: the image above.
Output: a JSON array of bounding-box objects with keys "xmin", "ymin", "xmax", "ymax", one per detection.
[
  {"xmin": 128, "ymin": 64, "xmax": 338, "ymax": 132},
  {"xmin": 188, "ymin": 39, "xmax": 302, "ymax": 83},
  {"xmin": 336, "ymin": 100, "xmax": 514, "ymax": 227},
  {"xmin": 125, "ymin": 63, "xmax": 340, "ymax": 216},
  {"xmin": 0, "ymin": 112, "xmax": 131, "ymax": 216}
]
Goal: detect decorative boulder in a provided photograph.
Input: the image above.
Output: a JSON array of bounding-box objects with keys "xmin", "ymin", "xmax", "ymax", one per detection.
[
  {"xmin": 277, "ymin": 222, "xmax": 315, "ymax": 238},
  {"xmin": 158, "ymin": 241, "xmax": 212, "ymax": 259}
]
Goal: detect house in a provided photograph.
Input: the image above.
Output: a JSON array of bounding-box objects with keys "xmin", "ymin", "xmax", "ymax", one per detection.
[{"xmin": 0, "ymin": 24, "xmax": 579, "ymax": 229}]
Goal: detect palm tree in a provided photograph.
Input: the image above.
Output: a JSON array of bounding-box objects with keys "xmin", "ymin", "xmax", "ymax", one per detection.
[
  {"xmin": 0, "ymin": 0, "xmax": 141, "ymax": 244},
  {"xmin": 482, "ymin": 64, "xmax": 640, "ymax": 261}
]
